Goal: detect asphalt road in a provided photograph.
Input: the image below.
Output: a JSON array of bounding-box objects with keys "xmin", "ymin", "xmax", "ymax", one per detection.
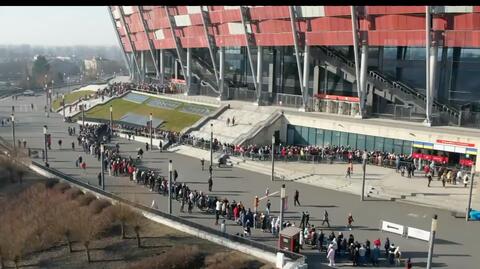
[{"xmin": 1, "ymin": 93, "xmax": 479, "ymax": 269}]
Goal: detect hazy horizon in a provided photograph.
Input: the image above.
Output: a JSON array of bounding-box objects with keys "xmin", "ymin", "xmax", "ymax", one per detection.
[{"xmin": 0, "ymin": 6, "xmax": 119, "ymax": 47}]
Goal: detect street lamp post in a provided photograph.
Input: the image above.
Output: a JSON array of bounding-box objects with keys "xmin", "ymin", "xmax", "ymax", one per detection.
[
  {"xmin": 100, "ymin": 143, "xmax": 105, "ymax": 191},
  {"xmin": 426, "ymin": 214, "xmax": 438, "ymax": 269},
  {"xmin": 361, "ymin": 151, "xmax": 367, "ymax": 201},
  {"xmin": 43, "ymin": 125, "xmax": 48, "ymax": 164},
  {"xmin": 11, "ymin": 114, "xmax": 16, "ymax": 152},
  {"xmin": 279, "ymin": 184, "xmax": 286, "ymax": 232},
  {"xmin": 271, "ymin": 135, "xmax": 275, "ymax": 181},
  {"xmin": 210, "ymin": 123, "xmax": 213, "ymax": 171},
  {"xmin": 51, "ymin": 80, "xmax": 54, "ymax": 110},
  {"xmin": 82, "ymin": 104, "xmax": 85, "ymax": 127},
  {"xmin": 168, "ymin": 160, "xmax": 173, "ymax": 214},
  {"xmin": 149, "ymin": 113, "xmax": 153, "ymax": 149},
  {"xmin": 62, "ymin": 94, "xmax": 66, "ymax": 120},
  {"xmin": 109, "ymin": 105, "xmax": 113, "ymax": 135},
  {"xmin": 466, "ymin": 166, "xmax": 476, "ymax": 221}
]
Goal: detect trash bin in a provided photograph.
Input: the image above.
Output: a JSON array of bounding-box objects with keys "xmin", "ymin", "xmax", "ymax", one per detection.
[{"xmin": 278, "ymin": 226, "xmax": 302, "ymax": 253}]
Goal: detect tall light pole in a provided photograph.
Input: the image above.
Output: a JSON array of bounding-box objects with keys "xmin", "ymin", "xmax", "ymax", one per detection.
[
  {"xmin": 466, "ymin": 166, "xmax": 476, "ymax": 221},
  {"xmin": 168, "ymin": 160, "xmax": 173, "ymax": 214},
  {"xmin": 279, "ymin": 184, "xmax": 286, "ymax": 232},
  {"xmin": 11, "ymin": 114, "xmax": 16, "ymax": 153},
  {"xmin": 26, "ymin": 76, "xmax": 30, "ymax": 90},
  {"xmin": 81, "ymin": 104, "xmax": 85, "ymax": 127},
  {"xmin": 149, "ymin": 113, "xmax": 153, "ymax": 149},
  {"xmin": 51, "ymin": 80, "xmax": 54, "ymax": 110},
  {"xmin": 210, "ymin": 123, "xmax": 213, "ymax": 169},
  {"xmin": 62, "ymin": 94, "xmax": 66, "ymax": 121},
  {"xmin": 271, "ymin": 134, "xmax": 275, "ymax": 181},
  {"xmin": 43, "ymin": 125, "xmax": 48, "ymax": 164},
  {"xmin": 100, "ymin": 143, "xmax": 105, "ymax": 191},
  {"xmin": 426, "ymin": 214, "xmax": 438, "ymax": 269},
  {"xmin": 44, "ymin": 83, "xmax": 49, "ymax": 117},
  {"xmin": 361, "ymin": 151, "xmax": 367, "ymax": 201},
  {"xmin": 109, "ymin": 105, "xmax": 113, "ymax": 135}
]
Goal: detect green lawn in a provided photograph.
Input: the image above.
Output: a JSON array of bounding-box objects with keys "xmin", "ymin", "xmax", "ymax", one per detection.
[
  {"xmin": 52, "ymin": 90, "xmax": 95, "ymax": 110},
  {"xmin": 80, "ymin": 97, "xmax": 205, "ymax": 132}
]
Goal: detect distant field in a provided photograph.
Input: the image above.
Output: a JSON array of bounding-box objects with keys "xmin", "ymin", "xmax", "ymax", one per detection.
[
  {"xmin": 80, "ymin": 96, "xmax": 213, "ymax": 132},
  {"xmin": 52, "ymin": 90, "xmax": 95, "ymax": 110}
]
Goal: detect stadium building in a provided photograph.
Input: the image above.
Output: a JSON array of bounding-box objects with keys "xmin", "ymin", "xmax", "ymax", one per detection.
[{"xmin": 108, "ymin": 6, "xmax": 480, "ymax": 169}]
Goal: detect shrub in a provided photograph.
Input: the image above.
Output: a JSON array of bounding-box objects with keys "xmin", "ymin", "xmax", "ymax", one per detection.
[
  {"xmin": 64, "ymin": 188, "xmax": 83, "ymax": 200},
  {"xmin": 45, "ymin": 178, "xmax": 59, "ymax": 189},
  {"xmin": 89, "ymin": 199, "xmax": 111, "ymax": 215},
  {"xmin": 204, "ymin": 251, "xmax": 258, "ymax": 269},
  {"xmin": 127, "ymin": 245, "xmax": 203, "ymax": 269},
  {"xmin": 76, "ymin": 193, "xmax": 97, "ymax": 206},
  {"xmin": 53, "ymin": 182, "xmax": 71, "ymax": 193}
]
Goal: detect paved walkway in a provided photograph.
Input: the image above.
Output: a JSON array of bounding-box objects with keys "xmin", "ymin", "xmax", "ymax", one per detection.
[
  {"xmin": 1, "ymin": 94, "xmax": 480, "ymax": 269},
  {"xmin": 171, "ymin": 145, "xmax": 479, "ymax": 214}
]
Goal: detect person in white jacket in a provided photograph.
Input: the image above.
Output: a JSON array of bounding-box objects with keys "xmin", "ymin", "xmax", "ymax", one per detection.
[{"xmin": 327, "ymin": 243, "xmax": 336, "ymax": 267}]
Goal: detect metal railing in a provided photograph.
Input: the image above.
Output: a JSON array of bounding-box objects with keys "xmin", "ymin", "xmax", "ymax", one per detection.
[
  {"xmin": 226, "ymin": 87, "xmax": 256, "ymax": 102},
  {"xmin": 29, "ymin": 160, "xmax": 305, "ymax": 263},
  {"xmin": 275, "ymin": 93, "xmax": 303, "ymax": 108}
]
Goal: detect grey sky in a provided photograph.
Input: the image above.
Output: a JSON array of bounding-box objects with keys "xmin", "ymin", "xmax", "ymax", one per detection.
[{"xmin": 0, "ymin": 6, "xmax": 118, "ymax": 46}]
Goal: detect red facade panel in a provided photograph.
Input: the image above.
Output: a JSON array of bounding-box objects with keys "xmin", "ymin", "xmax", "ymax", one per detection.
[
  {"xmin": 254, "ymin": 33, "xmax": 294, "ymax": 46},
  {"xmin": 366, "ymin": 6, "xmax": 425, "ymax": 15},
  {"xmin": 368, "ymin": 31, "xmax": 425, "ymax": 46},
  {"xmin": 183, "ymin": 26, "xmax": 205, "ymax": 37},
  {"xmin": 152, "ymin": 38, "xmax": 176, "ymax": 49},
  {"xmin": 215, "ymin": 35, "xmax": 246, "ymax": 47},
  {"xmin": 215, "ymin": 23, "xmax": 231, "ymax": 35},
  {"xmin": 453, "ymin": 13, "xmax": 480, "ymax": 30},
  {"xmin": 189, "ymin": 14, "xmax": 203, "ymax": 26},
  {"xmin": 249, "ymin": 6, "xmax": 290, "ymax": 20},
  {"xmin": 209, "ymin": 9, "xmax": 242, "ymax": 24},
  {"xmin": 306, "ymin": 32, "xmax": 353, "ymax": 46},
  {"xmin": 324, "ymin": 6, "xmax": 351, "ymax": 16},
  {"xmin": 445, "ymin": 30, "xmax": 480, "ymax": 47},
  {"xmin": 256, "ymin": 20, "xmax": 291, "ymax": 33},
  {"xmin": 310, "ymin": 17, "xmax": 352, "ymax": 31},
  {"xmin": 475, "ymin": 6, "xmax": 480, "ymax": 12},
  {"xmin": 374, "ymin": 15, "xmax": 425, "ymax": 30},
  {"xmin": 433, "ymin": 17, "xmax": 450, "ymax": 30},
  {"xmin": 180, "ymin": 36, "xmax": 208, "ymax": 48}
]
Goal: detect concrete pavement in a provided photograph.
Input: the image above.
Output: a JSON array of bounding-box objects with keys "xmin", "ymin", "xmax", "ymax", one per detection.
[{"xmin": 1, "ymin": 93, "xmax": 479, "ymax": 268}]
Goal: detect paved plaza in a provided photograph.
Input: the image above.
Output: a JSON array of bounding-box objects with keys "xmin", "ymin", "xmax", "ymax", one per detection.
[{"xmin": 1, "ymin": 92, "xmax": 479, "ymax": 268}]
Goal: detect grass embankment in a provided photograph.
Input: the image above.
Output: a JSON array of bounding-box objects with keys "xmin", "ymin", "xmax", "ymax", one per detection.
[
  {"xmin": 52, "ymin": 90, "xmax": 95, "ymax": 110},
  {"xmin": 80, "ymin": 98, "xmax": 205, "ymax": 132}
]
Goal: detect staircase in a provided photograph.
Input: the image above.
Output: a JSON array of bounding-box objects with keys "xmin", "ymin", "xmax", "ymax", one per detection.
[{"xmin": 316, "ymin": 46, "xmax": 460, "ymax": 124}]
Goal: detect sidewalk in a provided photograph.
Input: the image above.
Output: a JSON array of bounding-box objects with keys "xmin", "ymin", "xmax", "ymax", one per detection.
[{"xmin": 172, "ymin": 145, "xmax": 480, "ymax": 214}]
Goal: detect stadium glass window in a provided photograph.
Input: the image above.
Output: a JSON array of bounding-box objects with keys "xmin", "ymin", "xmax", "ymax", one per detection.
[
  {"xmin": 308, "ymin": 128, "xmax": 317, "ymax": 145},
  {"xmin": 301, "ymin": 126, "xmax": 309, "ymax": 145},
  {"xmin": 316, "ymin": 129, "xmax": 324, "ymax": 147},
  {"xmin": 348, "ymin": 133, "xmax": 357, "ymax": 149},
  {"xmin": 365, "ymin": 135, "xmax": 375, "ymax": 151},
  {"xmin": 340, "ymin": 132, "xmax": 349, "ymax": 147},
  {"xmin": 384, "ymin": 138, "xmax": 394, "ymax": 153},
  {"xmin": 331, "ymin": 131, "xmax": 341, "ymax": 146},
  {"xmin": 394, "ymin": 139, "xmax": 404, "ymax": 154},
  {"xmin": 357, "ymin": 134, "xmax": 366, "ymax": 150},
  {"xmin": 294, "ymin": 125, "xmax": 303, "ymax": 145},
  {"xmin": 324, "ymin": 130, "xmax": 332, "ymax": 147},
  {"xmin": 374, "ymin": 137, "xmax": 385, "ymax": 152},
  {"xmin": 402, "ymin": 141, "xmax": 412, "ymax": 155}
]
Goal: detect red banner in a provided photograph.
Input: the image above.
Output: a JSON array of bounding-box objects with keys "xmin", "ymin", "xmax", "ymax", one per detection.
[
  {"xmin": 314, "ymin": 94, "xmax": 360, "ymax": 103},
  {"xmin": 412, "ymin": 152, "xmax": 423, "ymax": 159},
  {"xmin": 436, "ymin": 139, "xmax": 475, "ymax": 148},
  {"xmin": 170, "ymin": 78, "xmax": 186, "ymax": 85},
  {"xmin": 460, "ymin": 159, "xmax": 474, "ymax": 167},
  {"xmin": 413, "ymin": 153, "xmax": 448, "ymax": 164}
]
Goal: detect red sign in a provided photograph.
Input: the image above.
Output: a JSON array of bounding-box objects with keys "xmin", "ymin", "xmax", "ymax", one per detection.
[
  {"xmin": 170, "ymin": 78, "xmax": 186, "ymax": 85},
  {"xmin": 412, "ymin": 152, "xmax": 423, "ymax": 159},
  {"xmin": 314, "ymin": 94, "xmax": 360, "ymax": 103},
  {"xmin": 460, "ymin": 159, "xmax": 474, "ymax": 167},
  {"xmin": 436, "ymin": 139, "xmax": 475, "ymax": 148}
]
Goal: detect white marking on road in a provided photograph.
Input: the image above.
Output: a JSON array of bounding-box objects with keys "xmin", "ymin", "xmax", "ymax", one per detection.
[
  {"xmin": 408, "ymin": 213, "xmax": 419, "ymax": 218},
  {"xmin": 259, "ymin": 191, "xmax": 279, "ymax": 201}
]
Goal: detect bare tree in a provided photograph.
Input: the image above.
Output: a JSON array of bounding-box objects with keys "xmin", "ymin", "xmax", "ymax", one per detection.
[{"xmin": 109, "ymin": 203, "xmax": 136, "ymax": 239}]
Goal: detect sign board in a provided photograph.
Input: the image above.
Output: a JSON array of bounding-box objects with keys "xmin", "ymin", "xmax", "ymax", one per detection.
[
  {"xmin": 407, "ymin": 227, "xmax": 430, "ymax": 241},
  {"xmin": 381, "ymin": 220, "xmax": 404, "ymax": 236},
  {"xmin": 436, "ymin": 139, "xmax": 475, "ymax": 148},
  {"xmin": 314, "ymin": 93, "xmax": 360, "ymax": 103}
]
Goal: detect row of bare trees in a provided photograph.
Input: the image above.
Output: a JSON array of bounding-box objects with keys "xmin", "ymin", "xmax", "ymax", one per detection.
[{"xmin": 0, "ymin": 180, "xmax": 142, "ymax": 268}]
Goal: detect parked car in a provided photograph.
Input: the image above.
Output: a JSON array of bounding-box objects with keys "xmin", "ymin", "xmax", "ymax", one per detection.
[{"xmin": 22, "ymin": 90, "xmax": 35, "ymax": 96}]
